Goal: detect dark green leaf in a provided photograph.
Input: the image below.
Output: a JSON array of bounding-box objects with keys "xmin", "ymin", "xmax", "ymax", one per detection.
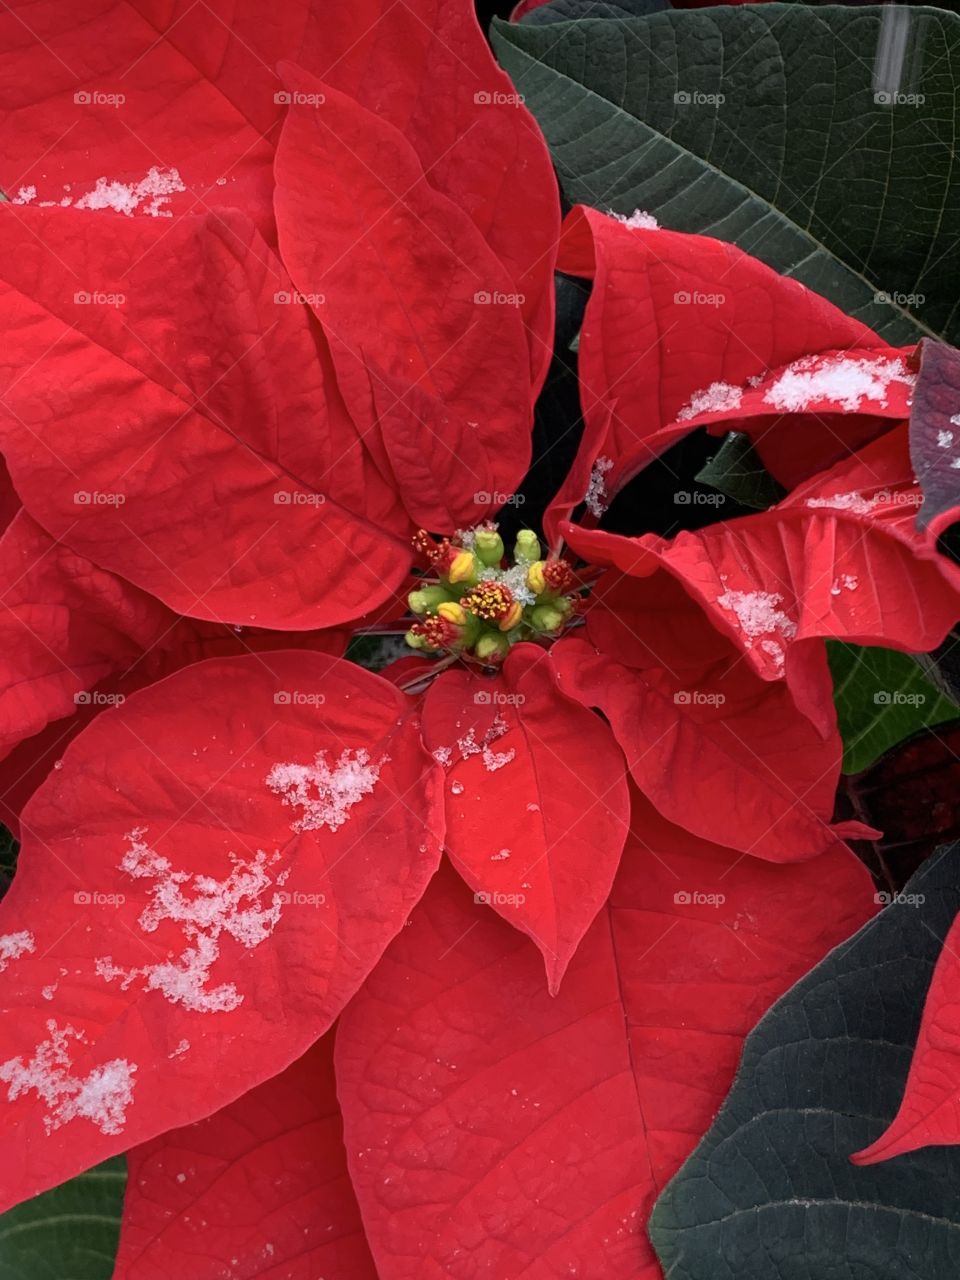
[
  {"xmin": 521, "ymin": 0, "xmax": 667, "ymax": 25},
  {"xmin": 493, "ymin": 5, "xmax": 960, "ymax": 342},
  {"xmin": 649, "ymin": 844, "xmax": 960, "ymax": 1280},
  {"xmin": 695, "ymin": 432, "xmax": 786, "ymax": 511},
  {"xmin": 0, "ymin": 1159, "xmax": 125, "ymax": 1280},
  {"xmin": 829, "ymin": 641, "xmax": 960, "ymax": 773}
]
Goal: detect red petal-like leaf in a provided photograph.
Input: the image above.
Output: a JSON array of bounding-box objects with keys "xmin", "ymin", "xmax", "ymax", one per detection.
[
  {"xmin": 852, "ymin": 909, "xmax": 960, "ymax": 1165},
  {"xmin": 114, "ymin": 1032, "xmax": 377, "ymax": 1280},
  {"xmin": 0, "ymin": 208, "xmax": 410, "ymax": 628},
  {"xmin": 565, "ymin": 428, "xmax": 960, "ymax": 694},
  {"xmin": 421, "ymin": 643, "xmax": 630, "ymax": 992},
  {"xmin": 552, "ymin": 630, "xmax": 849, "ymax": 864},
  {"xmin": 0, "ymin": 651, "xmax": 443, "ymax": 1210},
  {"xmin": 335, "ymin": 799, "xmax": 875, "ymax": 1279},
  {"xmin": 0, "ymin": 0, "xmax": 274, "ymax": 236},
  {"xmin": 548, "ymin": 207, "xmax": 900, "ymax": 538},
  {"xmin": 274, "ymin": 66, "xmax": 535, "ymax": 531}
]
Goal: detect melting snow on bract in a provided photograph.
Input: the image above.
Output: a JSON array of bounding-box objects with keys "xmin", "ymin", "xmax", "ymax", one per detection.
[{"xmin": 266, "ymin": 749, "xmax": 386, "ymax": 833}]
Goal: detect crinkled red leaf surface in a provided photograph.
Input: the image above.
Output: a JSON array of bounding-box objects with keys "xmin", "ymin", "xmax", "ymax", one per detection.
[
  {"xmin": 0, "ymin": 0, "xmax": 275, "ymax": 236},
  {"xmin": 565, "ymin": 428, "xmax": 960, "ymax": 693},
  {"xmin": 551, "ymin": 631, "xmax": 851, "ymax": 864},
  {"xmin": 547, "ymin": 207, "xmax": 904, "ymax": 538},
  {"xmin": 274, "ymin": 65, "xmax": 535, "ymax": 531},
  {"xmin": 0, "ymin": 207, "xmax": 410, "ymax": 628},
  {"xmin": 114, "ymin": 1032, "xmax": 377, "ymax": 1280},
  {"xmin": 0, "ymin": 651, "xmax": 443, "ymax": 1210},
  {"xmin": 420, "ymin": 643, "xmax": 630, "ymax": 991},
  {"xmin": 852, "ymin": 908, "xmax": 960, "ymax": 1165},
  {"xmin": 0, "ymin": 511, "xmax": 175, "ymax": 761},
  {"xmin": 335, "ymin": 796, "xmax": 876, "ymax": 1280}
]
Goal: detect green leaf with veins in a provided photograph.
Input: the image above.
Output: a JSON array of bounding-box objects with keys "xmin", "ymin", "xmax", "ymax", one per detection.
[
  {"xmin": 493, "ymin": 4, "xmax": 960, "ymax": 342},
  {"xmin": 695, "ymin": 432, "xmax": 787, "ymax": 510},
  {"xmin": 649, "ymin": 844, "xmax": 960, "ymax": 1280},
  {"xmin": 829, "ymin": 641, "xmax": 960, "ymax": 773},
  {"xmin": 0, "ymin": 1158, "xmax": 125, "ymax": 1280}
]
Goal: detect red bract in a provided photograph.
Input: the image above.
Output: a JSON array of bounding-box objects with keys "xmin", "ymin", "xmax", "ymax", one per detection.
[
  {"xmin": 335, "ymin": 810, "xmax": 875, "ymax": 1279},
  {"xmin": 0, "ymin": 652, "xmax": 443, "ymax": 1208},
  {"xmin": 114, "ymin": 1034, "xmax": 377, "ymax": 1280}
]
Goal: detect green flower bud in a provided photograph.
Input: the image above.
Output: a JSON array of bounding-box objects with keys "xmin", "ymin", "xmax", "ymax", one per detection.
[
  {"xmin": 474, "ymin": 528, "xmax": 505, "ymax": 567},
  {"xmin": 405, "ymin": 628, "xmax": 428, "ymax": 650},
  {"xmin": 408, "ymin": 585, "xmax": 450, "ymax": 615},
  {"xmin": 474, "ymin": 630, "xmax": 511, "ymax": 663},
  {"xmin": 529, "ymin": 603, "xmax": 565, "ymax": 634},
  {"xmin": 514, "ymin": 529, "xmax": 540, "ymax": 563}
]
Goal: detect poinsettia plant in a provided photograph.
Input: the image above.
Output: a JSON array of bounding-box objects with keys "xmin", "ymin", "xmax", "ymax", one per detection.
[{"xmin": 2, "ymin": 0, "xmax": 960, "ymax": 1277}]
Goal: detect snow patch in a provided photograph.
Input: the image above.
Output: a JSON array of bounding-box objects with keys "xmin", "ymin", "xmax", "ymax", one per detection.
[
  {"xmin": 12, "ymin": 185, "xmax": 36, "ymax": 205},
  {"xmin": 0, "ymin": 1020, "xmax": 135, "ymax": 1135},
  {"xmin": 609, "ymin": 208, "xmax": 659, "ymax": 230},
  {"xmin": 266, "ymin": 749, "xmax": 385, "ymax": 833},
  {"xmin": 584, "ymin": 456, "xmax": 614, "ymax": 518},
  {"xmin": 96, "ymin": 829, "xmax": 285, "ymax": 1014},
  {"xmin": 938, "ymin": 430, "xmax": 954, "ymax": 449},
  {"xmin": 0, "ymin": 931, "xmax": 34, "ymax": 972},
  {"xmin": 805, "ymin": 490, "xmax": 879, "ymax": 516},
  {"xmin": 717, "ymin": 588, "xmax": 796, "ymax": 673},
  {"xmin": 763, "ymin": 354, "xmax": 913, "ymax": 413},
  {"xmin": 73, "ymin": 167, "xmax": 185, "ymax": 217},
  {"xmin": 676, "ymin": 380, "xmax": 742, "ymax": 422}
]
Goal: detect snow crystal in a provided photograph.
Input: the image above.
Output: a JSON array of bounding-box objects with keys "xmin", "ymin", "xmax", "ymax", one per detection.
[
  {"xmin": 938, "ymin": 430, "xmax": 954, "ymax": 449},
  {"xmin": 676, "ymin": 380, "xmax": 742, "ymax": 422},
  {"xmin": 96, "ymin": 830, "xmax": 285, "ymax": 1014},
  {"xmin": 951, "ymin": 458, "xmax": 960, "ymax": 471},
  {"xmin": 73, "ymin": 167, "xmax": 185, "ymax": 217},
  {"xmin": 266, "ymin": 749, "xmax": 385, "ymax": 833},
  {"xmin": 168, "ymin": 1039, "xmax": 190, "ymax": 1059},
  {"xmin": 584, "ymin": 456, "xmax": 614, "ymax": 518},
  {"xmin": 432, "ymin": 746, "xmax": 453, "ymax": 768},
  {"xmin": 12, "ymin": 185, "xmax": 36, "ymax": 204},
  {"xmin": 479, "ymin": 562, "xmax": 535, "ymax": 607},
  {"xmin": 830, "ymin": 575, "xmax": 859, "ymax": 596},
  {"xmin": 805, "ymin": 491, "xmax": 878, "ymax": 516},
  {"xmin": 41, "ymin": 984, "xmax": 58, "ymax": 1002},
  {"xmin": 450, "ymin": 780, "xmax": 465, "ymax": 796},
  {"xmin": 0, "ymin": 931, "xmax": 34, "ymax": 973},
  {"xmin": 763, "ymin": 354, "xmax": 913, "ymax": 413},
  {"xmin": 717, "ymin": 588, "xmax": 796, "ymax": 669},
  {"xmin": 482, "ymin": 743, "xmax": 515, "ymax": 772},
  {"xmin": 491, "ymin": 848, "xmax": 511, "ymax": 861},
  {"xmin": 0, "ymin": 1020, "xmax": 135, "ymax": 1135},
  {"xmin": 609, "ymin": 208, "xmax": 659, "ymax": 230}
]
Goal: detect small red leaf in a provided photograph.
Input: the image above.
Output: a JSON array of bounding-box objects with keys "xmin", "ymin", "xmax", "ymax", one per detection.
[
  {"xmin": 908, "ymin": 337, "xmax": 960, "ymax": 537},
  {"xmin": 335, "ymin": 800, "xmax": 876, "ymax": 1279},
  {"xmin": 114, "ymin": 1032, "xmax": 377, "ymax": 1280},
  {"xmin": 421, "ymin": 644, "xmax": 630, "ymax": 992},
  {"xmin": 0, "ymin": 652, "xmax": 443, "ymax": 1210}
]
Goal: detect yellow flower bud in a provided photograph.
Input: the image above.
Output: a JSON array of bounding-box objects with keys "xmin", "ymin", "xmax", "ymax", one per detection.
[
  {"xmin": 498, "ymin": 601, "xmax": 524, "ymax": 631},
  {"xmin": 447, "ymin": 550, "xmax": 477, "ymax": 584},
  {"xmin": 526, "ymin": 560, "xmax": 547, "ymax": 594},
  {"xmin": 437, "ymin": 600, "xmax": 467, "ymax": 625}
]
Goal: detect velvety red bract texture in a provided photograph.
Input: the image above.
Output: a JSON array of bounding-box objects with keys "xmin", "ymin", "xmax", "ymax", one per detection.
[
  {"xmin": 0, "ymin": 652, "xmax": 443, "ymax": 1209},
  {"xmin": 0, "ymin": 207, "xmax": 410, "ymax": 629},
  {"xmin": 547, "ymin": 206, "xmax": 903, "ymax": 540},
  {"xmin": 421, "ymin": 642, "xmax": 630, "ymax": 991},
  {"xmin": 114, "ymin": 1033, "xmax": 377, "ymax": 1280},
  {"xmin": 853, "ymin": 909, "xmax": 960, "ymax": 1165},
  {"xmin": 335, "ymin": 802, "xmax": 876, "ymax": 1280},
  {"xmin": 274, "ymin": 65, "xmax": 535, "ymax": 531},
  {"xmin": 0, "ymin": 0, "xmax": 275, "ymax": 237}
]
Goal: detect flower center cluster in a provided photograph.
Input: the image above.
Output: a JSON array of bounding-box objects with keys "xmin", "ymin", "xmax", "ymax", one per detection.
[{"xmin": 406, "ymin": 525, "xmax": 580, "ymax": 663}]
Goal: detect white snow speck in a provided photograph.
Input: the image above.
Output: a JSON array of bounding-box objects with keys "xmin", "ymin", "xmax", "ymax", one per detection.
[
  {"xmin": 830, "ymin": 575, "xmax": 859, "ymax": 596},
  {"xmin": 450, "ymin": 780, "xmax": 465, "ymax": 796},
  {"xmin": 938, "ymin": 430, "xmax": 954, "ymax": 449},
  {"xmin": 491, "ymin": 848, "xmax": 511, "ymax": 861},
  {"xmin": 0, "ymin": 931, "xmax": 34, "ymax": 973},
  {"xmin": 168, "ymin": 1039, "xmax": 190, "ymax": 1059},
  {"xmin": 432, "ymin": 746, "xmax": 453, "ymax": 767},
  {"xmin": 717, "ymin": 589, "xmax": 797, "ymax": 643},
  {"xmin": 763, "ymin": 354, "xmax": 913, "ymax": 413},
  {"xmin": 266, "ymin": 749, "xmax": 385, "ymax": 833},
  {"xmin": 0, "ymin": 1020, "xmax": 135, "ymax": 1135},
  {"xmin": 609, "ymin": 208, "xmax": 659, "ymax": 230},
  {"xmin": 805, "ymin": 490, "xmax": 879, "ymax": 516},
  {"xmin": 676, "ymin": 380, "xmax": 742, "ymax": 422},
  {"xmin": 73, "ymin": 167, "xmax": 185, "ymax": 217},
  {"xmin": 12, "ymin": 185, "xmax": 36, "ymax": 204},
  {"xmin": 96, "ymin": 830, "xmax": 285, "ymax": 1014},
  {"xmin": 584, "ymin": 456, "xmax": 614, "ymax": 518},
  {"xmin": 951, "ymin": 413, "xmax": 960, "ymax": 427}
]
